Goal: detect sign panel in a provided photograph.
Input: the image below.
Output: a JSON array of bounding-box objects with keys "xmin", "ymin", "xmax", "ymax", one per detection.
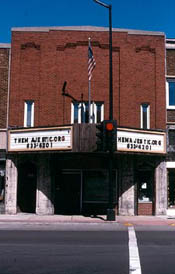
[
  {"xmin": 117, "ymin": 128, "xmax": 166, "ymax": 154},
  {"xmin": 8, "ymin": 127, "xmax": 72, "ymax": 152}
]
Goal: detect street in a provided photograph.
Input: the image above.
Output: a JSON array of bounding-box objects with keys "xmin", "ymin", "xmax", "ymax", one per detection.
[
  {"xmin": 0, "ymin": 229, "xmax": 128, "ymax": 274},
  {"xmin": 0, "ymin": 224, "xmax": 175, "ymax": 274},
  {"xmin": 137, "ymin": 229, "xmax": 175, "ymax": 274}
]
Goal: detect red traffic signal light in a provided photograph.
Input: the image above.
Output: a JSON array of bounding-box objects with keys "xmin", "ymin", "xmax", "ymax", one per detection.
[
  {"xmin": 105, "ymin": 122, "xmax": 114, "ymax": 131},
  {"xmin": 103, "ymin": 120, "xmax": 117, "ymax": 152}
]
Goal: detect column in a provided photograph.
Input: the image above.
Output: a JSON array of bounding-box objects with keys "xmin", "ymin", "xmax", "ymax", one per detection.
[
  {"xmin": 36, "ymin": 155, "xmax": 54, "ymax": 215},
  {"xmin": 5, "ymin": 156, "xmax": 18, "ymax": 214},
  {"xmin": 155, "ymin": 160, "xmax": 167, "ymax": 215},
  {"xmin": 118, "ymin": 157, "xmax": 135, "ymax": 216}
]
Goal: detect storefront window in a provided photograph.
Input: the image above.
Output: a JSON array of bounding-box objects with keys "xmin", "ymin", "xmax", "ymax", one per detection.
[
  {"xmin": 138, "ymin": 181, "xmax": 152, "ymax": 202},
  {"xmin": 137, "ymin": 171, "xmax": 153, "ymax": 203}
]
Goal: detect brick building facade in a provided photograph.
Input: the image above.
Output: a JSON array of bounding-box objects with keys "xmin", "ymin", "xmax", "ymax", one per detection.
[
  {"xmin": 0, "ymin": 43, "xmax": 11, "ymax": 213},
  {"xmin": 166, "ymin": 39, "xmax": 175, "ymax": 216},
  {"xmin": 9, "ymin": 26, "xmax": 166, "ymax": 129},
  {"xmin": 5, "ymin": 27, "xmax": 167, "ymax": 216}
]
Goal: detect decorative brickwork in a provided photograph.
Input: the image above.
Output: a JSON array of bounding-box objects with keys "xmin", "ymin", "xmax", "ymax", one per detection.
[{"xmin": 9, "ymin": 28, "xmax": 166, "ymax": 131}]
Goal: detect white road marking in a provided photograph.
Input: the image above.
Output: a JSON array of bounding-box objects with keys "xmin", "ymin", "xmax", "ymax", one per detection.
[{"xmin": 128, "ymin": 226, "xmax": 142, "ymax": 274}]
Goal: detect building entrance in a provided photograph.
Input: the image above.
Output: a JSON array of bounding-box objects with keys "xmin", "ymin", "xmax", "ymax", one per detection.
[
  {"xmin": 54, "ymin": 170, "xmax": 82, "ymax": 215},
  {"xmin": 17, "ymin": 162, "xmax": 37, "ymax": 213}
]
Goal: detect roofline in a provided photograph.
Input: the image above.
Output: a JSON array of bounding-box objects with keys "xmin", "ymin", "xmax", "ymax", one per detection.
[
  {"xmin": 11, "ymin": 26, "xmax": 165, "ymax": 36},
  {"xmin": 0, "ymin": 43, "xmax": 11, "ymax": 48}
]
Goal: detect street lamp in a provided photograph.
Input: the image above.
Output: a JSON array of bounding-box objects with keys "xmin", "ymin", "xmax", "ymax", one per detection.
[
  {"xmin": 93, "ymin": 0, "xmax": 113, "ymax": 120},
  {"xmin": 93, "ymin": 0, "xmax": 115, "ymax": 221}
]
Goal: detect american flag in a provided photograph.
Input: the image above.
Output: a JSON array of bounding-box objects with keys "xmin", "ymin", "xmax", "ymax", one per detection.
[{"xmin": 88, "ymin": 41, "xmax": 96, "ymax": 81}]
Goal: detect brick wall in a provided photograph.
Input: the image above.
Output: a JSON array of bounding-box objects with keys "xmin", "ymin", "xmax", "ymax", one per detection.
[
  {"xmin": 167, "ymin": 110, "xmax": 175, "ymax": 123},
  {"xmin": 0, "ymin": 45, "xmax": 10, "ymax": 128},
  {"xmin": 138, "ymin": 202, "xmax": 153, "ymax": 215},
  {"xmin": 9, "ymin": 27, "xmax": 166, "ymax": 130}
]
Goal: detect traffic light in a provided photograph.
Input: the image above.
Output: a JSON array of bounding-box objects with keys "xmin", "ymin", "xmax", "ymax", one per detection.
[
  {"xmin": 96, "ymin": 120, "xmax": 117, "ymax": 152},
  {"xmin": 103, "ymin": 120, "xmax": 117, "ymax": 152},
  {"xmin": 96, "ymin": 122, "xmax": 105, "ymax": 151}
]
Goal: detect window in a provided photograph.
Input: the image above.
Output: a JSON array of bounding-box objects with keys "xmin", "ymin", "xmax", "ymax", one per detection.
[
  {"xmin": 24, "ymin": 101, "xmax": 34, "ymax": 127},
  {"xmin": 137, "ymin": 171, "xmax": 153, "ymax": 203},
  {"xmin": 167, "ymin": 79, "xmax": 175, "ymax": 109},
  {"xmin": 140, "ymin": 103, "xmax": 150, "ymax": 129},
  {"xmin": 71, "ymin": 101, "xmax": 104, "ymax": 124},
  {"xmin": 168, "ymin": 130, "xmax": 175, "ymax": 146}
]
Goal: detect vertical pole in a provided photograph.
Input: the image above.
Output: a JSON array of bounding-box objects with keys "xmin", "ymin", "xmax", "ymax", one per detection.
[
  {"xmin": 108, "ymin": 152, "xmax": 113, "ymax": 203},
  {"xmin": 81, "ymin": 93, "xmax": 84, "ymax": 123},
  {"xmin": 88, "ymin": 38, "xmax": 91, "ymax": 123},
  {"xmin": 80, "ymin": 171, "xmax": 83, "ymax": 214},
  {"xmin": 88, "ymin": 79, "xmax": 91, "ymax": 123},
  {"xmin": 107, "ymin": 4, "xmax": 115, "ymax": 221},
  {"xmin": 109, "ymin": 4, "xmax": 113, "ymax": 120},
  {"xmin": 93, "ymin": 0, "xmax": 115, "ymax": 221}
]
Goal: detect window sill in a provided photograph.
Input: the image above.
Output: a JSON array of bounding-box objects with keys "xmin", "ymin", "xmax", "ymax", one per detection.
[
  {"xmin": 138, "ymin": 201, "xmax": 152, "ymax": 204},
  {"xmin": 167, "ymin": 107, "xmax": 175, "ymax": 110}
]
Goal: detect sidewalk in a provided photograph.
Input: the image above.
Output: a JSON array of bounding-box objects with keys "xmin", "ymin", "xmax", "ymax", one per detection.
[{"xmin": 0, "ymin": 213, "xmax": 175, "ymax": 226}]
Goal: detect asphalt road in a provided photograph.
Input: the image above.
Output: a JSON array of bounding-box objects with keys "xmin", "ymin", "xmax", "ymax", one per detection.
[
  {"xmin": 136, "ymin": 229, "xmax": 175, "ymax": 274},
  {"xmin": 0, "ymin": 230, "xmax": 128, "ymax": 274},
  {"xmin": 0, "ymin": 226, "xmax": 175, "ymax": 274}
]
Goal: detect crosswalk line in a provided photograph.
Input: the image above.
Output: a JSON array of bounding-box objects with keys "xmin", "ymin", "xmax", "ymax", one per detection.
[{"xmin": 128, "ymin": 226, "xmax": 142, "ymax": 274}]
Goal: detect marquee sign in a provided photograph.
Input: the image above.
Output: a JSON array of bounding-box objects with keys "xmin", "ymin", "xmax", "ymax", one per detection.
[
  {"xmin": 8, "ymin": 126, "xmax": 72, "ymax": 152},
  {"xmin": 117, "ymin": 128, "xmax": 166, "ymax": 154}
]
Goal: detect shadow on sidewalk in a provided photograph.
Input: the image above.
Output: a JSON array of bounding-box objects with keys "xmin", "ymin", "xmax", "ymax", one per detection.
[{"xmin": 83, "ymin": 214, "xmax": 106, "ymax": 221}]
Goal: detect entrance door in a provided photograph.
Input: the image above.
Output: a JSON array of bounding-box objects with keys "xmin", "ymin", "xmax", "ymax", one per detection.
[
  {"xmin": 137, "ymin": 171, "xmax": 154, "ymax": 215},
  {"xmin": 55, "ymin": 171, "xmax": 81, "ymax": 215},
  {"xmin": 17, "ymin": 162, "xmax": 37, "ymax": 213}
]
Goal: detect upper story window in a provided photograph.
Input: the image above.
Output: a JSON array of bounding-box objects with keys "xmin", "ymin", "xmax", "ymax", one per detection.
[
  {"xmin": 166, "ymin": 79, "xmax": 175, "ymax": 109},
  {"xmin": 168, "ymin": 129, "xmax": 175, "ymax": 146},
  {"xmin": 71, "ymin": 101, "xmax": 104, "ymax": 124},
  {"xmin": 140, "ymin": 103, "xmax": 150, "ymax": 129},
  {"xmin": 24, "ymin": 100, "xmax": 34, "ymax": 127}
]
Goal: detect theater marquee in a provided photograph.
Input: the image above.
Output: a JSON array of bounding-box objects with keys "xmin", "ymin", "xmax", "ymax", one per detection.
[
  {"xmin": 8, "ymin": 127, "xmax": 72, "ymax": 152},
  {"xmin": 117, "ymin": 128, "xmax": 166, "ymax": 154}
]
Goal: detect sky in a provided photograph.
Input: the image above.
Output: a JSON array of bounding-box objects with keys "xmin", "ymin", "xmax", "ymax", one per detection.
[{"xmin": 0, "ymin": 0, "xmax": 175, "ymax": 43}]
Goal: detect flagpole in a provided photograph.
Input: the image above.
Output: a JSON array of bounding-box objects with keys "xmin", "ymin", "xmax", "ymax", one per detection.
[{"xmin": 88, "ymin": 37, "xmax": 91, "ymax": 123}]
